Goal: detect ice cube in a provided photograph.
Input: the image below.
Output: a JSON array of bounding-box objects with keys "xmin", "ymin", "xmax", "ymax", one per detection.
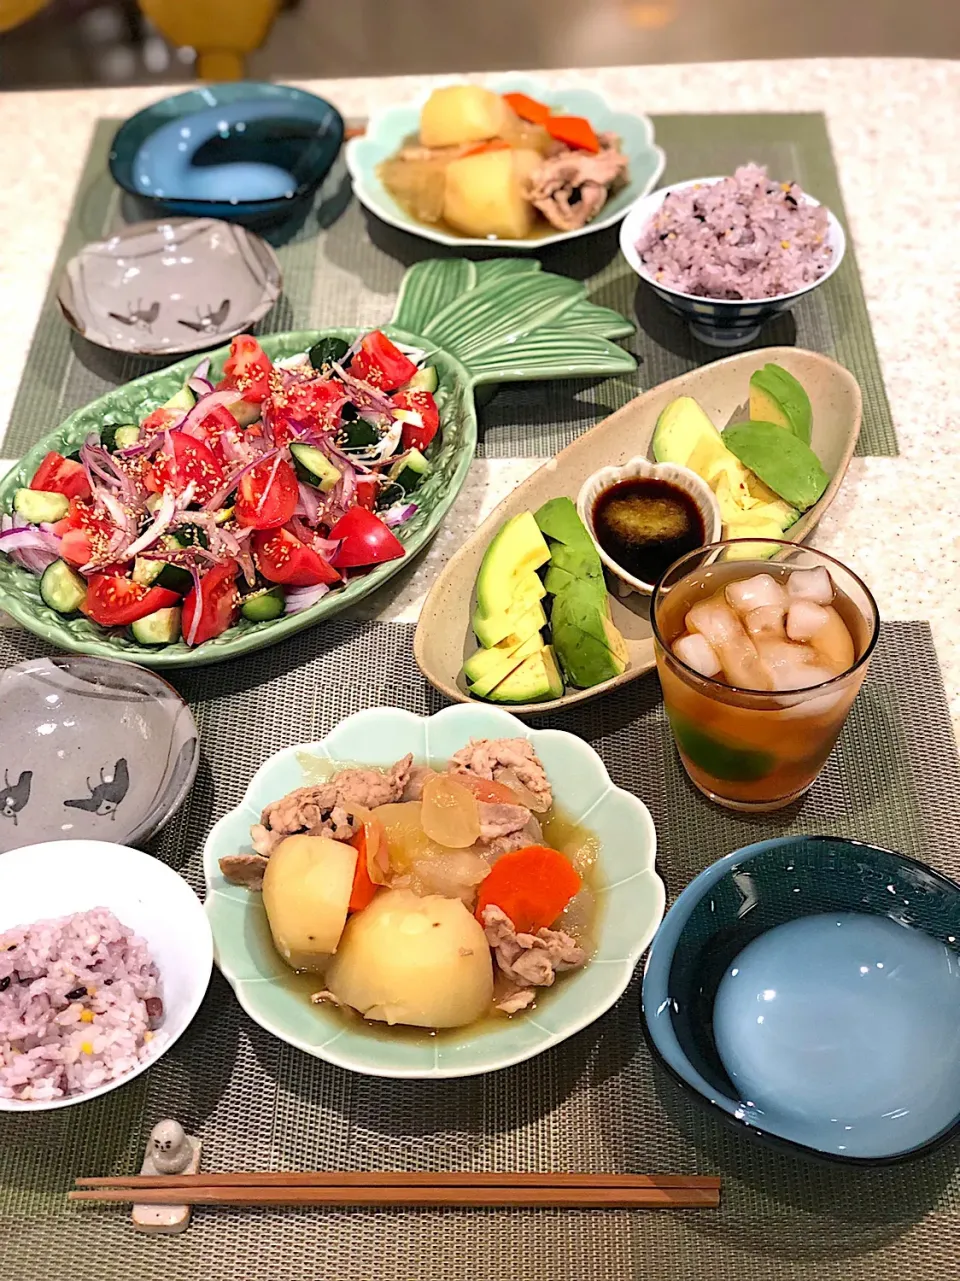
[
  {"xmin": 755, "ymin": 639, "xmax": 833, "ymax": 692},
  {"xmin": 786, "ymin": 599, "xmax": 831, "ymax": 641},
  {"xmin": 687, "ymin": 597, "xmax": 770, "ymax": 689},
  {"xmin": 809, "ymin": 605, "xmax": 855, "ymax": 672},
  {"xmin": 744, "ymin": 604, "xmax": 787, "ymax": 639},
  {"xmin": 725, "ymin": 573, "xmax": 788, "ymax": 615},
  {"xmin": 674, "ymin": 632, "xmax": 722, "ymax": 678},
  {"xmin": 786, "ymin": 566, "xmax": 834, "ymax": 604}
]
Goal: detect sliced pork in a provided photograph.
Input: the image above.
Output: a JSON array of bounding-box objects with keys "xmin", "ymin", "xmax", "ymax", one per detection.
[
  {"xmin": 451, "ymin": 738, "xmax": 552, "ymax": 812},
  {"xmin": 218, "ymin": 852, "xmax": 269, "ymax": 890},
  {"xmin": 525, "ymin": 136, "xmax": 629, "ymax": 233},
  {"xmin": 481, "ymin": 905, "xmax": 586, "ymax": 988}
]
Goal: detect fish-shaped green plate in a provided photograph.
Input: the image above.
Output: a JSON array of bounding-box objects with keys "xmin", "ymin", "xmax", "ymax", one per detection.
[{"xmin": 0, "ymin": 258, "xmax": 635, "ymax": 667}]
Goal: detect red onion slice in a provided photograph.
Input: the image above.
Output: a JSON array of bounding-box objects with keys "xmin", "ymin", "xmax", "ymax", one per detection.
[
  {"xmin": 381, "ymin": 502, "xmax": 418, "ymax": 528},
  {"xmin": 284, "ymin": 582, "xmax": 331, "ymax": 614},
  {"xmin": 296, "ymin": 481, "xmax": 322, "ymax": 525},
  {"xmin": 178, "ymin": 388, "xmax": 242, "ymax": 441}
]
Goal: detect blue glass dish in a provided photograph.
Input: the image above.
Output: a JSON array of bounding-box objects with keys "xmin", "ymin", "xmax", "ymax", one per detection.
[
  {"xmin": 109, "ymin": 83, "xmax": 344, "ymax": 226},
  {"xmin": 642, "ymin": 836, "xmax": 960, "ymax": 1164}
]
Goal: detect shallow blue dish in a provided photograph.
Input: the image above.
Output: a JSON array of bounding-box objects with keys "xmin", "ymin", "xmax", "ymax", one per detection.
[
  {"xmin": 109, "ymin": 83, "xmax": 344, "ymax": 225},
  {"xmin": 642, "ymin": 836, "xmax": 960, "ymax": 1164}
]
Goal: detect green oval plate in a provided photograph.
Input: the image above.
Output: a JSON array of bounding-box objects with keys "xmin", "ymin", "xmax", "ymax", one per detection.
[{"xmin": 0, "ymin": 258, "xmax": 635, "ymax": 667}]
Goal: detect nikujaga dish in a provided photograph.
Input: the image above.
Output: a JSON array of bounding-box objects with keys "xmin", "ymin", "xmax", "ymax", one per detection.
[{"xmin": 221, "ymin": 735, "xmax": 598, "ymax": 1027}]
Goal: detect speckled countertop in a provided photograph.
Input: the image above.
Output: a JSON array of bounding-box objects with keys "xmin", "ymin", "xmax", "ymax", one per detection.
[{"xmin": 0, "ymin": 58, "xmax": 958, "ymax": 736}]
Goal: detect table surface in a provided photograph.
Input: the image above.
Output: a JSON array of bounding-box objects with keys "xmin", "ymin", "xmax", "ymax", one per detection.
[{"xmin": 0, "ymin": 58, "xmax": 958, "ymax": 738}]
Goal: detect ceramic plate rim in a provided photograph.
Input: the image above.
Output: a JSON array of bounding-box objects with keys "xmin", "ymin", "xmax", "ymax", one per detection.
[{"xmin": 202, "ymin": 704, "xmax": 664, "ymax": 1079}]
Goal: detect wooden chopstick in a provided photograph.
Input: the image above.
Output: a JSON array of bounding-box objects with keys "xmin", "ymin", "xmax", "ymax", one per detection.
[
  {"xmin": 75, "ymin": 1171, "xmax": 720, "ymax": 1191},
  {"xmin": 70, "ymin": 1184, "xmax": 718, "ymax": 1210}
]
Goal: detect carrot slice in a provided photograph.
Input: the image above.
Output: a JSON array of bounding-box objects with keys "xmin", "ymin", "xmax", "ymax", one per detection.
[
  {"xmin": 475, "ymin": 846, "xmax": 582, "ymax": 934},
  {"xmin": 545, "ymin": 115, "xmax": 600, "ymax": 153},
  {"xmin": 460, "ymin": 139, "xmax": 511, "ymax": 159},
  {"xmin": 348, "ymin": 826, "xmax": 380, "ymax": 912},
  {"xmin": 454, "ymin": 774, "xmax": 522, "ymax": 805},
  {"xmin": 502, "ymin": 92, "xmax": 552, "ymax": 126}
]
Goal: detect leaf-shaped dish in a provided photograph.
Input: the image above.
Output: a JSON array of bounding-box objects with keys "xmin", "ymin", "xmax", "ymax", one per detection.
[
  {"xmin": 202, "ymin": 703, "xmax": 664, "ymax": 1079},
  {"xmin": 346, "ymin": 75, "xmax": 666, "ymax": 251},
  {"xmin": 0, "ymin": 259, "xmax": 634, "ymax": 667},
  {"xmin": 415, "ymin": 347, "xmax": 862, "ymax": 715}
]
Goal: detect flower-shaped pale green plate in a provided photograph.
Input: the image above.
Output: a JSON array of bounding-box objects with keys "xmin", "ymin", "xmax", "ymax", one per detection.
[
  {"xmin": 347, "ymin": 76, "xmax": 666, "ymax": 250},
  {"xmin": 0, "ymin": 258, "xmax": 634, "ymax": 667},
  {"xmin": 203, "ymin": 703, "xmax": 664, "ymax": 1079}
]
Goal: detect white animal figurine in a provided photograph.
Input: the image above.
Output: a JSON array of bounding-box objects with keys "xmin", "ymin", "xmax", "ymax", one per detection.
[{"xmin": 131, "ymin": 1119, "xmax": 202, "ymax": 1235}]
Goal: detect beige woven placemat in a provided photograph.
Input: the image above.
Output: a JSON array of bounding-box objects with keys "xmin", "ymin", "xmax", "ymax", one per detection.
[
  {"xmin": 1, "ymin": 112, "xmax": 895, "ymax": 461},
  {"xmin": 0, "ymin": 619, "xmax": 956, "ymax": 1281}
]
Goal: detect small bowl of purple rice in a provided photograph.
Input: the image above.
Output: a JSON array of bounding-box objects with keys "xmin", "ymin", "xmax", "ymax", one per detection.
[
  {"xmin": 0, "ymin": 839, "xmax": 212, "ymax": 1110},
  {"xmin": 619, "ymin": 164, "xmax": 846, "ymax": 348}
]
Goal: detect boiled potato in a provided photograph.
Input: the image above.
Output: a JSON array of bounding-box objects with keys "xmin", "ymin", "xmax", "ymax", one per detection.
[
  {"xmin": 420, "ymin": 85, "xmax": 511, "ymax": 149},
  {"xmin": 325, "ymin": 890, "xmax": 494, "ymax": 1028},
  {"xmin": 443, "ymin": 148, "xmax": 541, "ymax": 240},
  {"xmin": 262, "ymin": 835, "xmax": 357, "ymax": 971}
]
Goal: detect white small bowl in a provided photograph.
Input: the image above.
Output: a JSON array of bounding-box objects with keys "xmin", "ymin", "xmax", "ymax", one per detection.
[
  {"xmin": 0, "ymin": 840, "xmax": 212, "ymax": 1111},
  {"xmin": 619, "ymin": 176, "xmax": 846, "ymax": 348},
  {"xmin": 577, "ymin": 457, "xmax": 722, "ymax": 596}
]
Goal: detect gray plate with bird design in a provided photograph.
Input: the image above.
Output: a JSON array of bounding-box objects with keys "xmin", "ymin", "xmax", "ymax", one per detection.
[
  {"xmin": 57, "ymin": 217, "xmax": 283, "ymax": 356},
  {"xmin": 0, "ymin": 656, "xmax": 198, "ymax": 853}
]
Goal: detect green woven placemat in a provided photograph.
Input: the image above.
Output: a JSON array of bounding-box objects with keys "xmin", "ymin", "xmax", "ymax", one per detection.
[
  {"xmin": 0, "ymin": 619, "xmax": 956, "ymax": 1281},
  {"xmin": 1, "ymin": 112, "xmax": 894, "ymax": 462}
]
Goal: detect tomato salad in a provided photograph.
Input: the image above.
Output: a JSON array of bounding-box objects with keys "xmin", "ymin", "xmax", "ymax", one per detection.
[{"xmin": 0, "ymin": 331, "xmax": 441, "ymax": 647}]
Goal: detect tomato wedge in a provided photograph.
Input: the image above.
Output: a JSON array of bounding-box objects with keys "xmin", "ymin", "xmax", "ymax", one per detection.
[
  {"xmin": 354, "ymin": 476, "xmax": 379, "ymax": 511},
  {"xmin": 235, "ymin": 456, "xmax": 298, "ymax": 530},
  {"xmin": 140, "ymin": 407, "xmax": 182, "ymax": 435},
  {"xmin": 349, "ymin": 331, "xmax": 418, "ymax": 391},
  {"xmin": 55, "ymin": 500, "xmax": 112, "ymax": 566},
  {"xmin": 266, "ymin": 378, "xmax": 348, "ymax": 446},
  {"xmin": 80, "ymin": 576, "xmax": 179, "ymax": 627},
  {"xmin": 144, "ymin": 431, "xmax": 225, "ymax": 504},
  {"xmin": 222, "ymin": 334, "xmax": 273, "ymax": 403},
  {"xmin": 328, "ymin": 506, "xmax": 405, "ymax": 569},
  {"xmin": 181, "ymin": 560, "xmax": 240, "ymax": 646},
  {"xmin": 31, "ymin": 452, "xmax": 91, "ymax": 501},
  {"xmin": 254, "ymin": 527, "xmax": 341, "ymax": 587},
  {"xmin": 475, "ymin": 846, "xmax": 582, "ymax": 934},
  {"xmin": 194, "ymin": 403, "xmax": 240, "ymax": 460},
  {"xmin": 392, "ymin": 389, "xmax": 440, "ymax": 453}
]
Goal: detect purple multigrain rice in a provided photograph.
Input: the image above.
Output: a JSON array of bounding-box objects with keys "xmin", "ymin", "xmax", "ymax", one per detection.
[
  {"xmin": 637, "ymin": 164, "xmax": 833, "ymax": 300},
  {"xmin": 0, "ymin": 908, "xmax": 163, "ymax": 1103}
]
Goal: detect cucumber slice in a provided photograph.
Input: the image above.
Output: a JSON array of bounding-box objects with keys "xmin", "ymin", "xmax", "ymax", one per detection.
[
  {"xmin": 100, "ymin": 423, "xmax": 139, "ymax": 451},
  {"xmin": 131, "ymin": 606, "xmax": 182, "ymax": 645},
  {"xmin": 308, "ymin": 337, "xmax": 349, "ymax": 371},
  {"xmin": 132, "ymin": 557, "xmax": 163, "ymax": 587},
  {"xmin": 162, "ymin": 385, "xmax": 195, "ymax": 412},
  {"xmin": 339, "ymin": 418, "xmax": 380, "ymax": 449},
  {"xmin": 133, "ymin": 555, "xmax": 192, "ymax": 594},
  {"xmin": 388, "ymin": 448, "xmax": 431, "ymax": 495},
  {"xmin": 241, "ymin": 586, "xmax": 285, "ymax": 621},
  {"xmin": 14, "ymin": 489, "xmax": 70, "ymax": 524},
  {"xmin": 39, "ymin": 560, "xmax": 87, "ymax": 613},
  {"xmin": 289, "ymin": 443, "xmax": 340, "ymax": 492},
  {"xmin": 403, "ymin": 365, "xmax": 438, "ymax": 394}
]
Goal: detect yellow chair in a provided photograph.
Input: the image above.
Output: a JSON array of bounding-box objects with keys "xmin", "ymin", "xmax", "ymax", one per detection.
[
  {"xmin": 0, "ymin": 0, "xmax": 50, "ymax": 33},
  {"xmin": 138, "ymin": 0, "xmax": 282, "ymax": 80}
]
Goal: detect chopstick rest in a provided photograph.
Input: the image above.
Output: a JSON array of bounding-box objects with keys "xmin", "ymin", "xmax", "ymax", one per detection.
[{"xmin": 131, "ymin": 1119, "xmax": 202, "ymax": 1235}]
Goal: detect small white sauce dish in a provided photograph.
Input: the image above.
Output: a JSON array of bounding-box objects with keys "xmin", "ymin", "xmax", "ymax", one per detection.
[{"xmin": 576, "ymin": 457, "xmax": 721, "ymax": 596}]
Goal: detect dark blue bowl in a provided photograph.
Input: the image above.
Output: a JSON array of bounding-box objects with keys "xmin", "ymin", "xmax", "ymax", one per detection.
[
  {"xmin": 109, "ymin": 83, "xmax": 344, "ymax": 226},
  {"xmin": 642, "ymin": 836, "xmax": 960, "ymax": 1164}
]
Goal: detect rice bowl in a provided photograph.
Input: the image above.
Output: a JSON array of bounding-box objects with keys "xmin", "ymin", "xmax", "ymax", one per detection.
[{"xmin": 0, "ymin": 840, "xmax": 212, "ymax": 1112}]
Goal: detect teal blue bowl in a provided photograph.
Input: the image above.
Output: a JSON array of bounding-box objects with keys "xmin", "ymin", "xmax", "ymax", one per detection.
[
  {"xmin": 109, "ymin": 82, "xmax": 344, "ymax": 225},
  {"xmin": 346, "ymin": 76, "xmax": 665, "ymax": 250},
  {"xmin": 642, "ymin": 836, "xmax": 960, "ymax": 1164},
  {"xmin": 204, "ymin": 704, "xmax": 665, "ymax": 1078}
]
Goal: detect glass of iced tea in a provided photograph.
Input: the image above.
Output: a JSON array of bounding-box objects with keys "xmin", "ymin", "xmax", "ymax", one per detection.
[{"xmin": 652, "ymin": 540, "xmax": 879, "ymax": 812}]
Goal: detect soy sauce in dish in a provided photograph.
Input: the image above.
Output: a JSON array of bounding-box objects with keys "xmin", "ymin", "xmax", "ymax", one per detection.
[{"xmin": 593, "ymin": 477, "xmax": 705, "ymax": 585}]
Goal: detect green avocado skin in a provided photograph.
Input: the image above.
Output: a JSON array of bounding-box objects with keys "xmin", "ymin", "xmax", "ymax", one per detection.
[
  {"xmin": 723, "ymin": 421, "xmax": 829, "ymax": 511},
  {"xmin": 750, "ymin": 363, "xmax": 812, "ymax": 445}
]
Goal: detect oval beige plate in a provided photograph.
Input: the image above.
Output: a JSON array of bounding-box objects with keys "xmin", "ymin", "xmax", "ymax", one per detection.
[{"xmin": 414, "ymin": 346, "xmax": 862, "ymax": 716}]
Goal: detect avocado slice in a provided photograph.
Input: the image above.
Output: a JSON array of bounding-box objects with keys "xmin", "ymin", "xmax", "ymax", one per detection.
[
  {"xmin": 550, "ymin": 581, "xmax": 628, "ymax": 688},
  {"xmin": 486, "ymin": 646, "xmax": 564, "ymax": 704},
  {"xmin": 463, "ymin": 629, "xmax": 542, "ymax": 685},
  {"xmin": 749, "ymin": 364, "xmax": 812, "ymax": 445},
  {"xmin": 652, "ymin": 396, "xmax": 723, "ymax": 467},
  {"xmin": 467, "ymin": 633, "xmax": 545, "ymax": 699},
  {"xmin": 543, "ymin": 563, "xmax": 608, "ymax": 604},
  {"xmin": 473, "ymin": 600, "xmax": 547, "ymax": 650},
  {"xmin": 475, "ymin": 512, "xmax": 550, "ymax": 619},
  {"xmin": 723, "ymin": 422, "xmax": 829, "ymax": 511},
  {"xmin": 534, "ymin": 497, "xmax": 593, "ymax": 548}
]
